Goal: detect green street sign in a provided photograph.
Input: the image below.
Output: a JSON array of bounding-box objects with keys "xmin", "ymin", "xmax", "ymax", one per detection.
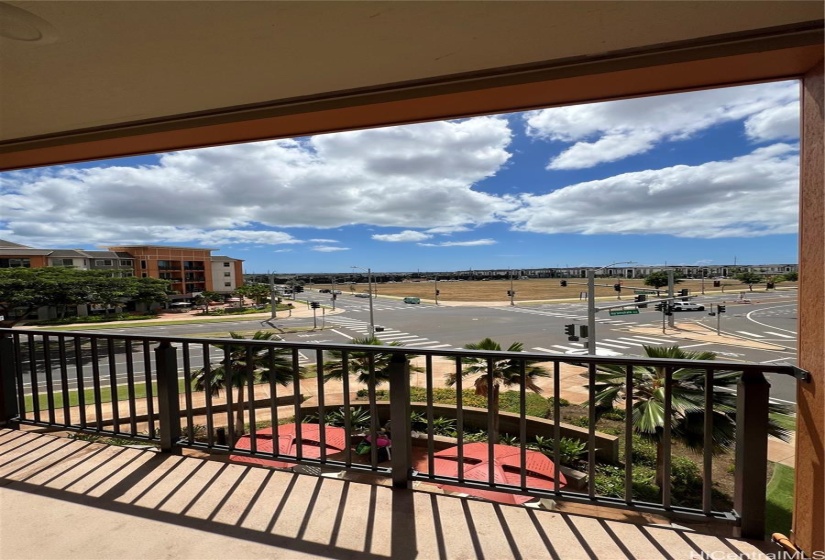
[{"xmin": 609, "ymin": 309, "xmax": 640, "ymax": 316}]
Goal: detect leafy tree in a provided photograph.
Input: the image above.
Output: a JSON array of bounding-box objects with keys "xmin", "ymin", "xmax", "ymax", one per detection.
[
  {"xmin": 323, "ymin": 336, "xmax": 419, "ymax": 389},
  {"xmin": 644, "ymin": 271, "xmax": 683, "ymax": 289},
  {"xmin": 735, "ymin": 271, "xmax": 763, "ymax": 291},
  {"xmin": 590, "ymin": 345, "xmax": 792, "ymax": 486},
  {"xmin": 781, "ymin": 271, "xmax": 798, "ymax": 282},
  {"xmin": 0, "ymin": 268, "xmax": 57, "ymax": 326},
  {"xmin": 132, "ymin": 277, "xmax": 171, "ymax": 310},
  {"xmin": 235, "ymin": 283, "xmax": 270, "ymax": 306},
  {"xmin": 447, "ymin": 338, "xmax": 549, "ymax": 444},
  {"xmin": 193, "ymin": 290, "xmax": 223, "ymax": 314},
  {"xmin": 86, "ymin": 272, "xmax": 138, "ymax": 314},
  {"xmin": 192, "ymin": 331, "xmax": 302, "ymax": 437}
]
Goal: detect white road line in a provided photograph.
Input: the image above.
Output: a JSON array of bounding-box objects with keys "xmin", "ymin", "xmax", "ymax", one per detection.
[
  {"xmin": 404, "ymin": 340, "xmax": 441, "ymax": 347},
  {"xmin": 745, "ymin": 304, "xmax": 798, "ymax": 334},
  {"xmin": 597, "ymin": 341, "xmax": 632, "ymax": 349},
  {"xmin": 419, "ymin": 343, "xmax": 452, "ymax": 349},
  {"xmin": 396, "ymin": 338, "xmax": 429, "ymax": 344},
  {"xmin": 764, "ymin": 331, "xmax": 796, "ymax": 339},
  {"xmin": 377, "ymin": 334, "xmax": 417, "ymax": 340},
  {"xmin": 617, "ymin": 337, "xmax": 665, "ymax": 346},
  {"xmin": 627, "ymin": 336, "xmax": 676, "ymax": 344},
  {"xmin": 331, "ymin": 330, "xmax": 353, "ymax": 339},
  {"xmin": 603, "ymin": 338, "xmax": 645, "ymax": 347},
  {"xmin": 760, "ymin": 357, "xmax": 796, "ymax": 364},
  {"xmin": 735, "ymin": 331, "xmax": 765, "ymax": 338},
  {"xmin": 547, "ymin": 345, "xmax": 583, "ymax": 352}
]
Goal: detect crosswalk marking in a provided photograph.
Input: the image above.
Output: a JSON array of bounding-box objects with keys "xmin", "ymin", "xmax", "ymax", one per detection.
[
  {"xmin": 378, "ymin": 335, "xmax": 420, "ymax": 341},
  {"xmin": 628, "ymin": 335, "xmax": 676, "ymax": 344},
  {"xmin": 597, "ymin": 341, "xmax": 631, "ymax": 349},
  {"xmin": 405, "ymin": 340, "xmax": 443, "ymax": 347},
  {"xmin": 764, "ymin": 331, "xmax": 796, "ymax": 339},
  {"xmin": 604, "ymin": 338, "xmax": 645, "ymax": 347},
  {"xmin": 735, "ymin": 331, "xmax": 765, "ymax": 338},
  {"xmin": 420, "ymin": 343, "xmax": 452, "ymax": 349}
]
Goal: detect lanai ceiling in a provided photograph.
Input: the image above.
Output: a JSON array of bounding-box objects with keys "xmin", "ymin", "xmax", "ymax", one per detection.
[{"xmin": 0, "ymin": 1, "xmax": 822, "ymax": 170}]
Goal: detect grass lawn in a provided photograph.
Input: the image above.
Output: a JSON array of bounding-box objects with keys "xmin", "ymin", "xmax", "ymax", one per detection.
[{"xmin": 765, "ymin": 463, "xmax": 794, "ymax": 536}]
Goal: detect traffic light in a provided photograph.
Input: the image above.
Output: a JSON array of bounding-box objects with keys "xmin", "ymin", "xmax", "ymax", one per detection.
[
  {"xmin": 564, "ymin": 324, "xmax": 575, "ymax": 336},
  {"xmin": 665, "ymin": 305, "xmax": 674, "ymax": 316},
  {"xmin": 634, "ymin": 295, "xmax": 647, "ymax": 308},
  {"xmin": 435, "ymin": 289, "xmax": 440, "ymax": 296},
  {"xmin": 579, "ymin": 325, "xmax": 589, "ymax": 338},
  {"xmin": 507, "ymin": 290, "xmax": 513, "ymax": 296},
  {"xmin": 295, "ymin": 285, "xmax": 304, "ymax": 293},
  {"xmin": 654, "ymin": 303, "xmax": 664, "ymax": 311},
  {"xmin": 310, "ymin": 301, "xmax": 320, "ymax": 309},
  {"xmin": 718, "ymin": 305, "xmax": 726, "ymax": 313},
  {"xmin": 680, "ymin": 289, "xmax": 689, "ymax": 296},
  {"xmin": 614, "ymin": 283, "xmax": 621, "ymax": 292},
  {"xmin": 560, "ymin": 280, "xmax": 567, "ymax": 287}
]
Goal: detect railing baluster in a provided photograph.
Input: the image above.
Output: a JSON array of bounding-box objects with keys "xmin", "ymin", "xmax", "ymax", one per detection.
[
  {"xmin": 368, "ymin": 354, "xmax": 378, "ymax": 469},
  {"xmin": 42, "ymin": 335, "xmax": 55, "ymax": 424},
  {"xmin": 155, "ymin": 340, "xmax": 180, "ymax": 453},
  {"xmin": 662, "ymin": 366, "xmax": 673, "ymax": 509},
  {"xmin": 202, "ymin": 343, "xmax": 214, "ymax": 447},
  {"xmin": 426, "ymin": 354, "xmax": 434, "ymax": 477},
  {"xmin": 734, "ymin": 368, "xmax": 770, "ymax": 540},
  {"xmin": 455, "ymin": 356, "xmax": 464, "ymax": 483},
  {"xmin": 341, "ymin": 351, "xmax": 352, "ymax": 467},
  {"xmin": 12, "ymin": 333, "xmax": 25, "ymax": 425},
  {"xmin": 316, "ymin": 348, "xmax": 326, "ymax": 461},
  {"xmin": 58, "ymin": 336, "xmax": 71, "ymax": 426},
  {"xmin": 553, "ymin": 361, "xmax": 561, "ymax": 494},
  {"xmin": 107, "ymin": 338, "xmax": 120, "ymax": 433},
  {"xmin": 487, "ymin": 356, "xmax": 495, "ymax": 490},
  {"xmin": 142, "ymin": 340, "xmax": 155, "ymax": 440},
  {"xmin": 292, "ymin": 347, "xmax": 302, "ymax": 461},
  {"xmin": 389, "ymin": 353, "xmax": 411, "ymax": 489},
  {"xmin": 0, "ymin": 334, "xmax": 19, "ymax": 427},
  {"xmin": 90, "ymin": 338, "xmax": 103, "ymax": 431},
  {"xmin": 125, "ymin": 340, "xmax": 137, "ymax": 435},
  {"xmin": 588, "ymin": 362, "xmax": 596, "ymax": 500},
  {"xmin": 74, "ymin": 337, "xmax": 86, "ymax": 429},
  {"xmin": 624, "ymin": 363, "xmax": 634, "ymax": 505},
  {"xmin": 268, "ymin": 347, "xmax": 278, "ymax": 459},
  {"xmin": 246, "ymin": 346, "xmax": 257, "ymax": 455},
  {"xmin": 182, "ymin": 342, "xmax": 194, "ymax": 443},
  {"xmin": 702, "ymin": 366, "xmax": 713, "ymax": 514},
  {"xmin": 518, "ymin": 359, "xmax": 527, "ymax": 492},
  {"xmin": 224, "ymin": 344, "xmax": 234, "ymax": 447},
  {"xmin": 27, "ymin": 334, "xmax": 40, "ymax": 423}
]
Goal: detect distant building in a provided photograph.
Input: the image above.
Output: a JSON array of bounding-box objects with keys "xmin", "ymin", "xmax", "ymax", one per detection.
[{"xmin": 0, "ymin": 240, "xmax": 244, "ymax": 296}]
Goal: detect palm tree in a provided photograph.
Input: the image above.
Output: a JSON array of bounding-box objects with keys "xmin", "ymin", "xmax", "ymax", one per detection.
[
  {"xmin": 447, "ymin": 337, "xmax": 549, "ymax": 444},
  {"xmin": 323, "ymin": 336, "xmax": 416, "ymax": 389},
  {"xmin": 591, "ymin": 344, "xmax": 792, "ymax": 485},
  {"xmin": 193, "ymin": 331, "xmax": 302, "ymax": 437}
]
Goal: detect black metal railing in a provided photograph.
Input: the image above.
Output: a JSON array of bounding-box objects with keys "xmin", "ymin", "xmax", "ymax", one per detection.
[{"xmin": 0, "ymin": 328, "xmax": 801, "ymax": 540}]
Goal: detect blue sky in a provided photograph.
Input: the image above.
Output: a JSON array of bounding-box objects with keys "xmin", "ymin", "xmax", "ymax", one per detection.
[{"xmin": 0, "ymin": 80, "xmax": 800, "ymax": 273}]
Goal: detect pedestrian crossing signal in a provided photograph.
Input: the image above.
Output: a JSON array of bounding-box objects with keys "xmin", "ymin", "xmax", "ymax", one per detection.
[
  {"xmin": 718, "ymin": 305, "xmax": 726, "ymax": 313},
  {"xmin": 564, "ymin": 324, "xmax": 575, "ymax": 336}
]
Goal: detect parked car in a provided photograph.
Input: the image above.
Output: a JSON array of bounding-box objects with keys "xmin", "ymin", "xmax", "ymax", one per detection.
[
  {"xmin": 403, "ymin": 297, "xmax": 421, "ymax": 304},
  {"xmin": 332, "ymin": 290, "xmax": 342, "ymax": 295},
  {"xmin": 671, "ymin": 301, "xmax": 705, "ymax": 311},
  {"xmin": 355, "ymin": 292, "xmax": 371, "ymax": 298},
  {"xmin": 318, "ymin": 289, "xmax": 331, "ymax": 293}
]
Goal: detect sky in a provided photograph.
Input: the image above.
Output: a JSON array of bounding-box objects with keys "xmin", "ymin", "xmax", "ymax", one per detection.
[{"xmin": 0, "ymin": 80, "xmax": 800, "ymax": 274}]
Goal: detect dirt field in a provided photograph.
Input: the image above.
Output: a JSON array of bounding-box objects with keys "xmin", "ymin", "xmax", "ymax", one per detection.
[{"xmin": 309, "ymin": 278, "xmax": 797, "ymax": 303}]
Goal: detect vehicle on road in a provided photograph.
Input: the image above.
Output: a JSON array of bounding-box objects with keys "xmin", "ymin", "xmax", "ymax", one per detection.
[
  {"xmin": 671, "ymin": 301, "xmax": 705, "ymax": 311},
  {"xmin": 355, "ymin": 293, "xmax": 371, "ymax": 298},
  {"xmin": 403, "ymin": 297, "xmax": 421, "ymax": 304},
  {"xmin": 319, "ymin": 289, "xmax": 331, "ymax": 293},
  {"xmin": 332, "ymin": 290, "xmax": 342, "ymax": 295}
]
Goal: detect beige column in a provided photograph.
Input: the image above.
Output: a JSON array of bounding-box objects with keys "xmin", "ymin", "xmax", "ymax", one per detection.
[{"xmin": 794, "ymin": 58, "xmax": 824, "ymax": 554}]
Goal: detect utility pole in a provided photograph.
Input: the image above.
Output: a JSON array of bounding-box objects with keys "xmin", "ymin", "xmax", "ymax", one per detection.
[
  {"xmin": 509, "ymin": 269, "xmax": 515, "ymax": 306},
  {"xmin": 434, "ymin": 275, "xmax": 439, "ymax": 306},
  {"xmin": 667, "ymin": 269, "xmax": 675, "ymax": 328},
  {"xmin": 587, "ymin": 270, "xmax": 597, "ymax": 354},
  {"xmin": 269, "ymin": 273, "xmax": 277, "ymax": 321}
]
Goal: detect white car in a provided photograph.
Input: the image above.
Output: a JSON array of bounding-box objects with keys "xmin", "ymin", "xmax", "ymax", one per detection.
[
  {"xmin": 671, "ymin": 301, "xmax": 705, "ymax": 311},
  {"xmin": 354, "ymin": 292, "xmax": 371, "ymax": 298}
]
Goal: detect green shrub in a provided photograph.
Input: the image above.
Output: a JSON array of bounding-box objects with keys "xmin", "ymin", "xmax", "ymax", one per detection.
[
  {"xmin": 599, "ymin": 408, "xmax": 626, "ymax": 421},
  {"xmin": 569, "ymin": 416, "xmax": 590, "ymax": 428},
  {"xmin": 553, "ymin": 437, "xmax": 589, "ymax": 467},
  {"xmin": 629, "ymin": 435, "xmax": 657, "ymax": 466},
  {"xmin": 594, "ymin": 464, "xmax": 658, "ymax": 501},
  {"xmin": 546, "ymin": 397, "xmax": 570, "ymax": 408},
  {"xmin": 407, "ymin": 387, "xmax": 549, "ymax": 417}
]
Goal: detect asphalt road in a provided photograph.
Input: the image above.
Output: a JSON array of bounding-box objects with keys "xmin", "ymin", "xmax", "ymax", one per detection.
[{"xmin": 19, "ymin": 289, "xmax": 800, "ymax": 403}]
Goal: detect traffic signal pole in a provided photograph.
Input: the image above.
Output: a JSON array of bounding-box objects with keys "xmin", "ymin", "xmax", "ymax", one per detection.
[
  {"xmin": 269, "ymin": 274, "xmax": 277, "ymax": 320},
  {"xmin": 667, "ymin": 270, "xmax": 675, "ymax": 328},
  {"xmin": 587, "ymin": 270, "xmax": 597, "ymax": 355}
]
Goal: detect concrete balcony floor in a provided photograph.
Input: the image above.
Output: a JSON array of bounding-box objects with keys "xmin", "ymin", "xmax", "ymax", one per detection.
[{"xmin": 0, "ymin": 429, "xmax": 776, "ymax": 560}]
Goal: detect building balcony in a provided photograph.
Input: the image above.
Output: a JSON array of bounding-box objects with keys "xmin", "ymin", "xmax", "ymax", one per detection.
[{"xmin": 0, "ymin": 328, "xmax": 801, "ymax": 558}]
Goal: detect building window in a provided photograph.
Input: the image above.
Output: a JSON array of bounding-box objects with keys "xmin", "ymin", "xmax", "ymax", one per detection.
[
  {"xmin": 0, "ymin": 258, "xmax": 31, "ymax": 268},
  {"xmin": 223, "ymin": 262, "xmax": 231, "ymax": 267},
  {"xmin": 95, "ymin": 259, "xmax": 113, "ymax": 266},
  {"xmin": 225, "ymin": 282, "xmax": 232, "ymax": 287},
  {"xmin": 224, "ymin": 272, "xmax": 231, "ymax": 277},
  {"xmin": 142, "ymin": 273, "xmax": 148, "ymax": 278},
  {"xmin": 141, "ymin": 260, "xmax": 147, "ymax": 269},
  {"xmin": 120, "ymin": 260, "xmax": 133, "ymax": 266},
  {"xmin": 54, "ymin": 258, "xmax": 74, "ymax": 267}
]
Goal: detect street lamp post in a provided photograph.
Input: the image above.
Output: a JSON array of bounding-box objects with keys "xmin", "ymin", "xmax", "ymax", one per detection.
[
  {"xmin": 434, "ymin": 275, "xmax": 439, "ymax": 306},
  {"xmin": 352, "ymin": 266, "xmax": 375, "ymax": 337},
  {"xmin": 587, "ymin": 261, "xmax": 635, "ymax": 354}
]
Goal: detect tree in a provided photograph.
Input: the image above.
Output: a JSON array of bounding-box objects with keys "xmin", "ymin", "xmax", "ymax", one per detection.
[
  {"xmin": 782, "ymin": 271, "xmax": 798, "ymax": 282},
  {"xmin": 193, "ymin": 290, "xmax": 223, "ymax": 314},
  {"xmin": 644, "ymin": 271, "xmax": 683, "ymax": 289},
  {"xmin": 735, "ymin": 271, "xmax": 763, "ymax": 291},
  {"xmin": 236, "ymin": 283, "xmax": 270, "ymax": 306},
  {"xmin": 192, "ymin": 331, "xmax": 302, "ymax": 437},
  {"xmin": 132, "ymin": 277, "xmax": 171, "ymax": 310},
  {"xmin": 0, "ymin": 268, "xmax": 56, "ymax": 326},
  {"xmin": 446, "ymin": 338, "xmax": 549, "ymax": 444},
  {"xmin": 590, "ymin": 345, "xmax": 792, "ymax": 487},
  {"xmin": 323, "ymin": 336, "xmax": 418, "ymax": 389},
  {"xmin": 86, "ymin": 271, "xmax": 138, "ymax": 314}
]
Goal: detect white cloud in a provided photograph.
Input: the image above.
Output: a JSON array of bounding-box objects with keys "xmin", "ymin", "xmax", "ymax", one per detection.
[
  {"xmin": 372, "ymin": 230, "xmax": 432, "ymax": 242},
  {"xmin": 507, "ymin": 144, "xmax": 799, "ymax": 238},
  {"xmin": 425, "ymin": 225, "xmax": 471, "ymax": 234},
  {"xmin": 524, "ymin": 81, "xmax": 799, "ymax": 169},
  {"xmin": 312, "ymin": 246, "xmax": 349, "ymax": 252},
  {"xmin": 309, "ymin": 238, "xmax": 338, "ymax": 243},
  {"xmin": 419, "ymin": 239, "xmax": 497, "ymax": 247},
  {"xmin": 0, "ymin": 116, "xmax": 515, "ymax": 247}
]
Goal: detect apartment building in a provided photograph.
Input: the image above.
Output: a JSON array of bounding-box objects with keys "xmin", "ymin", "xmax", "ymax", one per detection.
[{"xmin": 0, "ymin": 240, "xmax": 244, "ymax": 295}]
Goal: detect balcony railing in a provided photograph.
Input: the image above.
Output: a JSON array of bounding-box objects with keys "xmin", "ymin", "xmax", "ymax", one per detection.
[{"xmin": 0, "ymin": 328, "xmax": 802, "ymax": 540}]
